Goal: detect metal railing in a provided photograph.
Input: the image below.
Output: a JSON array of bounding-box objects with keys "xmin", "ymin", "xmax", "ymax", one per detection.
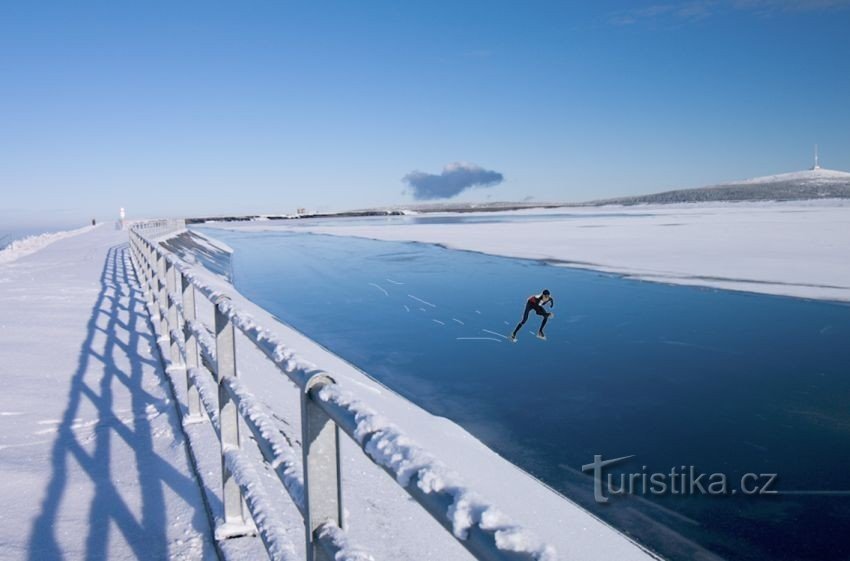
[
  {"xmin": 131, "ymin": 218, "xmax": 187, "ymax": 239},
  {"xmin": 128, "ymin": 220, "xmax": 552, "ymax": 561}
]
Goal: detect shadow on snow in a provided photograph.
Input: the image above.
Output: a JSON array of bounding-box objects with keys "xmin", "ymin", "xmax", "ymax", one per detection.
[{"xmin": 26, "ymin": 244, "xmax": 214, "ymax": 561}]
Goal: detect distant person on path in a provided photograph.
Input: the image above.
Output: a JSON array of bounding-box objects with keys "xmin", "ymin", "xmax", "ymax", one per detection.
[{"xmin": 511, "ymin": 289, "xmax": 554, "ymax": 341}]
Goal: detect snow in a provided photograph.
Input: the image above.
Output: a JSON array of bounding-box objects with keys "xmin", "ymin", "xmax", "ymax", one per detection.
[
  {"xmin": 0, "ymin": 226, "xmax": 216, "ymax": 560},
  {"xmin": 733, "ymin": 167, "xmax": 850, "ymax": 185},
  {"xmin": 225, "ymin": 376, "xmax": 304, "ymax": 510},
  {"xmin": 317, "ymin": 384, "xmax": 557, "ymax": 560},
  {"xmin": 0, "ymin": 224, "xmax": 98, "ymax": 264},
  {"xmin": 188, "ymin": 367, "xmax": 220, "ymax": 426},
  {"xmin": 316, "ymin": 523, "xmax": 375, "ymax": 561},
  {"xmin": 222, "ymin": 447, "xmax": 299, "ymax": 561},
  {"xmin": 208, "ymin": 199, "xmax": 850, "ymax": 302},
  {"xmin": 163, "ymin": 228, "xmax": 659, "ymax": 560}
]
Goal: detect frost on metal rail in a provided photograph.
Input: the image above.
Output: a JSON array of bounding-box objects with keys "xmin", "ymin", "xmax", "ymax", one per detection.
[
  {"xmin": 132, "ymin": 218, "xmax": 187, "ymax": 239},
  {"xmin": 128, "ymin": 220, "xmax": 557, "ymax": 561}
]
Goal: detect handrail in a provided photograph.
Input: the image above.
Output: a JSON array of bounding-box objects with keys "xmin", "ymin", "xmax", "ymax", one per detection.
[{"xmin": 128, "ymin": 221, "xmax": 555, "ymax": 561}]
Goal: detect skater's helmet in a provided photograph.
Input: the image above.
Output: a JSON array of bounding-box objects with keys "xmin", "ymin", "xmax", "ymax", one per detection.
[{"xmin": 542, "ymin": 289, "xmax": 550, "ymax": 296}]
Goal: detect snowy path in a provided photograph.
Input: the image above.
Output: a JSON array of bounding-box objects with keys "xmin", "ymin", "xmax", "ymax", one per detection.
[{"xmin": 0, "ymin": 227, "xmax": 216, "ymax": 561}]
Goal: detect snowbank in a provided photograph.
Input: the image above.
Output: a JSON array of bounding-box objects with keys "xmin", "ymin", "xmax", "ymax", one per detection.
[{"xmin": 0, "ymin": 224, "xmax": 99, "ymax": 264}]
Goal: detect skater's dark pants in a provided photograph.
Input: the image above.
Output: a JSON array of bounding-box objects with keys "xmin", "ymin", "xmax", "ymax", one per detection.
[{"xmin": 513, "ymin": 302, "xmax": 549, "ymax": 336}]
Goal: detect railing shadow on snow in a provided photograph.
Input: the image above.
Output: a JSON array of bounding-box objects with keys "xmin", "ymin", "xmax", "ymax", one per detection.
[{"xmin": 26, "ymin": 244, "xmax": 216, "ymax": 561}]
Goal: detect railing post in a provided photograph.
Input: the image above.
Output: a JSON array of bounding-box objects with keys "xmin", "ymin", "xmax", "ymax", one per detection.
[
  {"xmin": 302, "ymin": 374, "xmax": 342, "ymax": 561},
  {"xmin": 128, "ymin": 234, "xmax": 138, "ymax": 273},
  {"xmin": 131, "ymin": 235, "xmax": 139, "ymax": 272},
  {"xmin": 181, "ymin": 273, "xmax": 203, "ymax": 421},
  {"xmin": 143, "ymin": 241, "xmax": 152, "ymax": 294},
  {"xmin": 146, "ymin": 242, "xmax": 156, "ymax": 301},
  {"xmin": 139, "ymin": 239, "xmax": 151, "ymax": 303},
  {"xmin": 215, "ymin": 297, "xmax": 248, "ymax": 536},
  {"xmin": 157, "ymin": 252, "xmax": 168, "ymax": 337},
  {"xmin": 145, "ymin": 242, "xmax": 156, "ymax": 312},
  {"xmin": 147, "ymin": 244, "xmax": 155, "ymax": 307},
  {"xmin": 135, "ymin": 239, "xmax": 144, "ymax": 285},
  {"xmin": 138, "ymin": 237, "xmax": 145, "ymax": 282},
  {"xmin": 165, "ymin": 259, "xmax": 181, "ymax": 365}
]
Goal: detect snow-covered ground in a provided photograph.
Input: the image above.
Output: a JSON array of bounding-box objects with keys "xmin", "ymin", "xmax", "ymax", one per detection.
[
  {"xmin": 0, "ymin": 227, "xmax": 216, "ymax": 560},
  {"xmin": 209, "ymin": 200, "xmax": 850, "ymax": 302}
]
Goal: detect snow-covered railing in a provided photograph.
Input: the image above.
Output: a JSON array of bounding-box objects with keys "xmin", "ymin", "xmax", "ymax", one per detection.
[
  {"xmin": 132, "ymin": 218, "xmax": 186, "ymax": 239},
  {"xmin": 128, "ymin": 222, "xmax": 555, "ymax": 561}
]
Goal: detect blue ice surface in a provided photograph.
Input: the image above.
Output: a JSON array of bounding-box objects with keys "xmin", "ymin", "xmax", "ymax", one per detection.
[{"xmin": 196, "ymin": 226, "xmax": 850, "ymax": 561}]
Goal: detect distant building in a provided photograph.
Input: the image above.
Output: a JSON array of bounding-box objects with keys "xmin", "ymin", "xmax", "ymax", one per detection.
[{"xmin": 296, "ymin": 208, "xmax": 307, "ymax": 215}]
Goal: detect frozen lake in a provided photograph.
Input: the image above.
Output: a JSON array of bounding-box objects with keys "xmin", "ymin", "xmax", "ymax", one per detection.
[
  {"xmin": 197, "ymin": 227, "xmax": 850, "ymax": 561},
  {"xmin": 268, "ymin": 210, "xmax": 656, "ymax": 228}
]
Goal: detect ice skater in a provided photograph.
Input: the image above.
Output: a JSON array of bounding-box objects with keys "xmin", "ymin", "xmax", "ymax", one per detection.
[{"xmin": 511, "ymin": 289, "xmax": 554, "ymax": 341}]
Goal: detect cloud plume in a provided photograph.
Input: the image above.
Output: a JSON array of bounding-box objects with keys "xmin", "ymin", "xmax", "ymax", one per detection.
[{"xmin": 403, "ymin": 162, "xmax": 504, "ymax": 200}]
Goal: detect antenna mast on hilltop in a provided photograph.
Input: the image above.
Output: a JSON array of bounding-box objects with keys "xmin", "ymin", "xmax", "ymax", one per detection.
[{"xmin": 812, "ymin": 144, "xmax": 821, "ymax": 170}]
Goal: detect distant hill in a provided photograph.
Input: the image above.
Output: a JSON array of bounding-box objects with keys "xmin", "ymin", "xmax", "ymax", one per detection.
[
  {"xmin": 595, "ymin": 168, "xmax": 850, "ymax": 205},
  {"xmin": 356, "ymin": 200, "xmax": 565, "ymax": 213},
  {"xmin": 187, "ymin": 168, "xmax": 850, "ymax": 226}
]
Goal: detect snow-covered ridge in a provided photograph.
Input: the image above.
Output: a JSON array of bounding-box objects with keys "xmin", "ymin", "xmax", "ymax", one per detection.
[
  {"xmin": 598, "ymin": 167, "xmax": 850, "ymax": 205},
  {"xmin": 0, "ymin": 224, "xmax": 99, "ymax": 265},
  {"xmin": 731, "ymin": 167, "xmax": 850, "ymax": 185}
]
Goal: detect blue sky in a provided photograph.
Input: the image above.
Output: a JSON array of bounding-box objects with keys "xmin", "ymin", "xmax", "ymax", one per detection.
[{"xmin": 2, "ymin": 1, "xmax": 850, "ymax": 227}]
